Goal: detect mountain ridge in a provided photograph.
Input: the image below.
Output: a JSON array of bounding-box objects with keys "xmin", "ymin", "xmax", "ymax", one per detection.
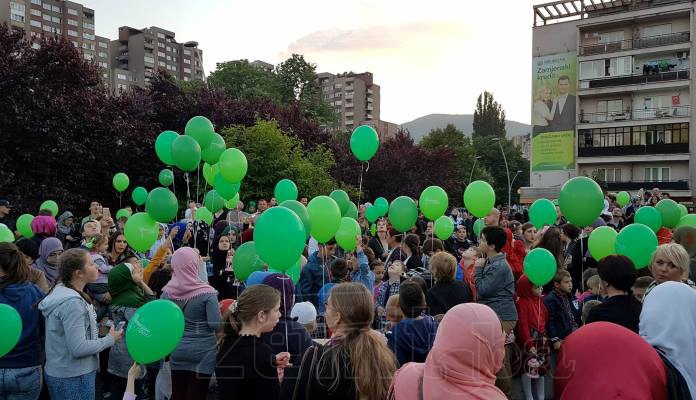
[{"xmin": 400, "ymin": 113, "xmax": 531, "ymax": 142}]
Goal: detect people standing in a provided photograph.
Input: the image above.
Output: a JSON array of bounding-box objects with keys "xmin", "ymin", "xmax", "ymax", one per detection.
[
  {"xmin": 515, "ymin": 275, "xmax": 549, "ymax": 400},
  {"xmin": 426, "ymin": 252, "xmax": 472, "ymax": 316},
  {"xmin": 585, "ymin": 255, "xmax": 642, "ymax": 332},
  {"xmin": 368, "ymin": 218, "xmax": 391, "ymax": 262}
]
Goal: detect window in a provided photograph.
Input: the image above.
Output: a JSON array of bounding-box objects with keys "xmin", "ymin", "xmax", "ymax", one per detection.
[
  {"xmin": 599, "ymin": 31, "xmax": 625, "ymax": 43},
  {"xmin": 157, "ymin": 33, "xmax": 165, "ymax": 39},
  {"xmin": 31, "ymin": 42, "xmax": 41, "ymax": 49},
  {"xmin": 42, "ymin": 3, "xmax": 50, "ymax": 10},
  {"xmin": 99, "ymin": 42, "xmax": 108, "ymax": 48},
  {"xmin": 81, "ymin": 42, "xmax": 94, "ymax": 50},
  {"xmin": 158, "ymin": 61, "xmax": 166, "ymax": 67},
  {"xmin": 68, "ymin": 8, "xmax": 77, "ymax": 15},
  {"xmin": 642, "ymin": 24, "xmax": 671, "ymax": 38},
  {"xmin": 184, "ymin": 58, "xmax": 191, "ymax": 64},
  {"xmin": 98, "ymin": 51, "xmax": 107, "ymax": 58},
  {"xmin": 158, "ymin": 42, "xmax": 165, "ymax": 48},
  {"xmin": 117, "ymin": 73, "xmax": 127, "ymax": 80},
  {"xmin": 10, "ymin": 13, "xmax": 25, "ymax": 23},
  {"xmin": 98, "ymin": 61, "xmax": 107, "ymax": 68},
  {"xmin": 645, "ymin": 167, "xmax": 670, "ymax": 181},
  {"xmin": 580, "ymin": 57, "xmax": 632, "ymax": 79},
  {"xmin": 30, "ymin": 20, "xmax": 41, "ymax": 28},
  {"xmin": 83, "ymin": 22, "xmax": 94, "ymax": 30},
  {"xmin": 184, "ymin": 76, "xmax": 190, "ymax": 81},
  {"xmin": 68, "ymin": 18, "xmax": 77, "ymax": 26},
  {"xmin": 83, "ymin": 53, "xmax": 93, "ymax": 61},
  {"xmin": 72, "ymin": 41, "xmax": 78, "ymax": 47},
  {"xmin": 43, "ymin": 13, "xmax": 51, "ymax": 21},
  {"xmin": 158, "ymin": 51, "xmax": 165, "ymax": 57},
  {"xmin": 31, "ymin": 0, "xmax": 41, "ymax": 4},
  {"xmin": 166, "ymin": 55, "xmax": 171, "ymax": 61},
  {"xmin": 117, "ymin": 83, "xmax": 128, "ymax": 91},
  {"xmin": 172, "ymin": 48, "xmax": 177, "ymax": 54},
  {"xmin": 184, "ymin": 67, "xmax": 191, "ymax": 73},
  {"xmin": 51, "ymin": 5, "xmax": 59, "ymax": 12},
  {"xmin": 68, "ymin": 29, "xmax": 77, "ymax": 37},
  {"xmin": 51, "ymin": 16, "xmax": 60, "ymax": 23},
  {"xmin": 166, "ymin": 46, "xmax": 171, "ymax": 52},
  {"xmin": 596, "ymin": 168, "xmax": 622, "ymax": 182},
  {"xmin": 10, "ymin": 2, "xmax": 26, "ymax": 21},
  {"xmin": 596, "ymin": 99, "xmax": 624, "ymax": 121},
  {"xmin": 144, "ymin": 56, "xmax": 155, "ymax": 64},
  {"xmin": 171, "ymin": 65, "xmax": 176, "ymax": 71},
  {"xmin": 103, "ymin": 72, "xmax": 108, "ymax": 79},
  {"xmin": 83, "ymin": 32, "xmax": 95, "ymax": 40},
  {"xmin": 31, "ymin": 9, "xmax": 41, "ymax": 16},
  {"xmin": 184, "ymin": 50, "xmax": 191, "ymax": 55}
]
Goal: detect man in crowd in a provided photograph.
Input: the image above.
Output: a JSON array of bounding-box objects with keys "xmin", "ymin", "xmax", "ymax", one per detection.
[{"xmin": 0, "ymin": 199, "xmax": 16, "ymax": 236}]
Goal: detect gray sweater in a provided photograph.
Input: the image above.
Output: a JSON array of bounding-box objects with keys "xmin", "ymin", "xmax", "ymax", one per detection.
[
  {"xmin": 474, "ymin": 253, "xmax": 518, "ymax": 321},
  {"xmin": 160, "ymin": 292, "xmax": 221, "ymax": 375},
  {"xmin": 39, "ymin": 284, "xmax": 115, "ymax": 378},
  {"xmin": 107, "ymin": 294, "xmax": 156, "ymax": 378}
]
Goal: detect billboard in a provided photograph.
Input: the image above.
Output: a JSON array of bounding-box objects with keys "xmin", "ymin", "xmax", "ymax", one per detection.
[{"xmin": 531, "ymin": 52, "xmax": 576, "ymax": 172}]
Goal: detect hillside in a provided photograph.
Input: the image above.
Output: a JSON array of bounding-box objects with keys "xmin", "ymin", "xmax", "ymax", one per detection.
[{"xmin": 401, "ymin": 114, "xmax": 531, "ymax": 142}]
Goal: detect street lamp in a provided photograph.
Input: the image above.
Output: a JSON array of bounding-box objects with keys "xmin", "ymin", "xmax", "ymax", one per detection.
[
  {"xmin": 491, "ymin": 137, "xmax": 511, "ymax": 208},
  {"xmin": 469, "ymin": 155, "xmax": 481, "ymax": 184},
  {"xmin": 511, "ymin": 170, "xmax": 523, "ymax": 205}
]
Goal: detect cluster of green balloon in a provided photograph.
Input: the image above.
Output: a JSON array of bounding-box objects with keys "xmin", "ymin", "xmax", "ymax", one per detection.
[
  {"xmin": 330, "ymin": 190, "xmax": 351, "ymax": 216},
  {"xmin": 615, "ymin": 224, "xmax": 658, "ymax": 268},
  {"xmin": 307, "ymin": 196, "xmax": 341, "ymax": 243},
  {"xmin": 112, "ymin": 173, "xmax": 130, "ymax": 193},
  {"xmin": 559, "ymin": 177, "xmax": 604, "ymax": 227},
  {"xmin": 131, "ymin": 186, "xmax": 148, "ymax": 207},
  {"xmin": 233, "ymin": 242, "xmax": 266, "ymax": 281},
  {"xmin": 389, "ymin": 196, "xmax": 418, "ymax": 232},
  {"xmin": 16, "ymin": 214, "xmax": 34, "ymax": 238},
  {"xmin": 588, "ymin": 226, "xmax": 617, "ymax": 261},
  {"xmin": 0, "ymin": 304, "xmax": 21, "ymax": 357},
  {"xmin": 343, "ymin": 202, "xmax": 358, "ymax": 220},
  {"xmin": 464, "ymin": 181, "xmax": 495, "ymax": 218},
  {"xmin": 336, "ymin": 217, "xmax": 361, "ymax": 251},
  {"xmin": 0, "ymin": 224, "xmax": 14, "ymax": 243},
  {"xmin": 280, "ymin": 200, "xmax": 311, "ymax": 238},
  {"xmin": 529, "ymin": 199, "xmax": 556, "ymax": 229},
  {"xmin": 419, "ymin": 186, "xmax": 448, "ymax": 221},
  {"xmin": 616, "ymin": 191, "xmax": 630, "ymax": 207},
  {"xmin": 126, "ymin": 299, "xmax": 184, "ymax": 364},
  {"xmin": 350, "ymin": 125, "xmax": 380, "ymax": 161},
  {"xmin": 219, "ymin": 148, "xmax": 248, "ymax": 183},
  {"xmin": 365, "ymin": 206, "xmax": 381, "ymax": 224},
  {"xmin": 473, "ymin": 218, "xmax": 485, "ymax": 238},
  {"xmin": 434, "ymin": 216, "xmax": 454, "ymax": 241},
  {"xmin": 40, "ymin": 200, "xmax": 58, "ymax": 217},
  {"xmin": 254, "ymin": 207, "xmax": 306, "ymax": 270},
  {"xmin": 678, "ymin": 204, "xmax": 688, "ymax": 218},
  {"xmin": 655, "ymin": 199, "xmax": 680, "ymax": 228},
  {"xmin": 214, "ymin": 175, "xmax": 241, "ymax": 200},
  {"xmin": 123, "ymin": 213, "xmax": 159, "ymax": 252},
  {"xmin": 204, "ymin": 190, "xmax": 225, "ymax": 213},
  {"xmin": 523, "ymin": 248, "xmax": 557, "ymax": 286},
  {"xmin": 635, "ymin": 207, "xmax": 662, "ymax": 233},
  {"xmin": 275, "ymin": 179, "xmax": 298, "ymax": 204}
]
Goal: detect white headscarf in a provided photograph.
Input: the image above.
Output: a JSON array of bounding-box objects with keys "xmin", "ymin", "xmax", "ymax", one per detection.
[{"xmin": 640, "ymin": 281, "xmax": 696, "ymax": 398}]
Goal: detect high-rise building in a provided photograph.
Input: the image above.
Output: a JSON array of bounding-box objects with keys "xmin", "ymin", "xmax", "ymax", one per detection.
[
  {"xmin": 318, "ymin": 72, "xmax": 381, "ymax": 133},
  {"xmin": 111, "ymin": 26, "xmax": 204, "ymax": 92},
  {"xmin": 524, "ymin": 0, "xmax": 693, "ymax": 203}
]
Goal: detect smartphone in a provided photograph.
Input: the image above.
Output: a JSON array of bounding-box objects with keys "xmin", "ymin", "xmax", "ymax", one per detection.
[{"xmin": 103, "ymin": 207, "xmax": 111, "ymax": 220}]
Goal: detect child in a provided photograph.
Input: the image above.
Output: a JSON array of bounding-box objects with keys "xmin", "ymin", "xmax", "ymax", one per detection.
[
  {"xmin": 544, "ymin": 269, "xmax": 582, "ymax": 351},
  {"xmin": 377, "ymin": 260, "xmax": 405, "ymax": 329},
  {"xmin": 631, "ymin": 276, "xmax": 653, "ymax": 303},
  {"xmin": 215, "ymin": 285, "xmax": 291, "ymax": 399},
  {"xmin": 577, "ymin": 274, "xmax": 603, "ymax": 303},
  {"xmin": 291, "ymin": 301, "xmax": 318, "ymax": 334},
  {"xmin": 347, "ymin": 237, "xmax": 375, "ymax": 292},
  {"xmin": 386, "ymin": 282, "xmax": 438, "ymax": 366},
  {"xmin": 458, "ymin": 246, "xmax": 482, "ymax": 301},
  {"xmin": 84, "ymin": 234, "xmax": 111, "ymax": 320},
  {"xmin": 581, "ymin": 300, "xmax": 602, "ymax": 324},
  {"xmin": 371, "ymin": 261, "xmax": 385, "ymax": 303},
  {"xmin": 384, "ymin": 294, "xmax": 404, "ymax": 332},
  {"xmin": 317, "ymin": 259, "xmax": 348, "ymax": 316},
  {"xmin": 515, "ymin": 275, "xmax": 550, "ymax": 400}
]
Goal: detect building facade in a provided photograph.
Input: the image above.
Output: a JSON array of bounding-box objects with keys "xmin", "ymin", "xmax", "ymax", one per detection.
[{"xmin": 526, "ymin": 0, "xmax": 694, "ymax": 202}]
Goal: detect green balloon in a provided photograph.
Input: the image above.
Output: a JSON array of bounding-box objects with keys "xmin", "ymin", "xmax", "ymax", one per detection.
[
  {"xmin": 16, "ymin": 214, "xmax": 34, "ymax": 238},
  {"xmin": 523, "ymin": 248, "xmax": 557, "ymax": 286},
  {"xmin": 370, "ymin": 223, "xmax": 376, "ymax": 236},
  {"xmin": 254, "ymin": 207, "xmax": 306, "ymax": 269},
  {"xmin": 464, "ymin": 180, "xmax": 495, "ymax": 218},
  {"xmin": 124, "ymin": 212, "xmax": 159, "ymax": 252},
  {"xmin": 155, "ymin": 130, "xmax": 179, "ymax": 166},
  {"xmin": 275, "ymin": 179, "xmax": 298, "ymax": 204},
  {"xmin": 202, "ymin": 163, "xmax": 219, "ymax": 185},
  {"xmin": 185, "ymin": 116, "xmax": 215, "ymax": 149},
  {"xmin": 434, "ymin": 215, "xmax": 454, "ymax": 241},
  {"xmin": 588, "ymin": 226, "xmax": 617, "ymax": 261},
  {"xmin": 116, "ymin": 208, "xmax": 132, "ymax": 221},
  {"xmin": 678, "ymin": 204, "xmax": 688, "ymax": 218},
  {"xmin": 343, "ymin": 202, "xmax": 358, "ymax": 220},
  {"xmin": 529, "ymin": 198, "xmax": 557, "ymax": 229},
  {"xmin": 616, "ymin": 224, "xmax": 658, "ymax": 268},
  {"xmin": 0, "ymin": 224, "xmax": 15, "ymax": 243},
  {"xmin": 329, "ymin": 190, "xmax": 351, "ymax": 216},
  {"xmin": 225, "ymin": 193, "xmax": 240, "ymax": 210},
  {"xmin": 374, "ymin": 197, "xmax": 389, "ymax": 216},
  {"xmin": 145, "ymin": 187, "xmax": 178, "ymax": 223},
  {"xmin": 131, "ymin": 186, "xmax": 148, "ymax": 206},
  {"xmin": 419, "ymin": 186, "xmax": 448, "ymax": 221},
  {"xmin": 195, "ymin": 206, "xmax": 213, "ymax": 224},
  {"xmin": 635, "ymin": 207, "xmax": 662, "ymax": 233},
  {"xmin": 677, "ymin": 214, "xmax": 696, "ymax": 228},
  {"xmin": 126, "ymin": 299, "xmax": 184, "ymax": 364},
  {"xmin": 559, "ymin": 177, "xmax": 604, "ymax": 227},
  {"xmin": 473, "ymin": 218, "xmax": 485, "ymax": 238},
  {"xmin": 388, "ymin": 196, "xmax": 418, "ymax": 232},
  {"xmin": 656, "ymin": 199, "xmax": 681, "ymax": 228},
  {"xmin": 307, "ymin": 196, "xmax": 342, "ymax": 243},
  {"xmin": 234, "ymin": 242, "xmax": 266, "ymax": 281},
  {"xmin": 159, "ymin": 169, "xmax": 174, "ymax": 187},
  {"xmin": 39, "ymin": 200, "xmax": 58, "ymax": 217},
  {"xmin": 0, "ymin": 304, "xmax": 22, "ymax": 357},
  {"xmin": 171, "ymin": 135, "xmax": 202, "ymax": 172},
  {"xmin": 350, "ymin": 125, "xmax": 380, "ymax": 161},
  {"xmin": 365, "ymin": 206, "xmax": 381, "ymax": 223},
  {"xmin": 113, "ymin": 173, "xmax": 130, "ymax": 192},
  {"xmin": 204, "ymin": 190, "xmax": 225, "ymax": 213},
  {"xmin": 201, "ymin": 132, "xmax": 226, "ymax": 165},
  {"xmin": 214, "ymin": 174, "xmax": 241, "ymax": 200},
  {"xmin": 280, "ymin": 200, "xmax": 311, "ymax": 239},
  {"xmin": 219, "ymin": 148, "xmax": 248, "ymax": 183},
  {"xmin": 617, "ymin": 191, "xmax": 630, "ymax": 207},
  {"xmin": 336, "ymin": 217, "xmax": 361, "ymax": 251},
  {"xmin": 268, "ymin": 259, "xmax": 302, "ymax": 284}
]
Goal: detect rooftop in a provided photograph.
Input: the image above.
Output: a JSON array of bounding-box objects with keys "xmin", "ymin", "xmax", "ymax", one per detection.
[{"xmin": 533, "ymin": 0, "xmax": 690, "ymax": 26}]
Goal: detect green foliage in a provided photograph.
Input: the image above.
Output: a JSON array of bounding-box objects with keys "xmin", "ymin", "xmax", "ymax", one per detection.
[
  {"xmin": 472, "ymin": 91, "xmax": 506, "ymax": 139},
  {"xmin": 472, "ymin": 136, "xmax": 529, "ymax": 206},
  {"xmin": 208, "ymin": 60, "xmax": 282, "ymax": 103}
]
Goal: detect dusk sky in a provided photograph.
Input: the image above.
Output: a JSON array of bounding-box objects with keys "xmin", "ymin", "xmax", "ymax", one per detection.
[{"xmin": 88, "ymin": 0, "xmax": 538, "ymax": 124}]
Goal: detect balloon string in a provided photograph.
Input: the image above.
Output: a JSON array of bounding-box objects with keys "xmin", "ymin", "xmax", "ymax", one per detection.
[
  {"xmin": 276, "ymin": 275, "xmax": 291, "ymax": 353},
  {"xmin": 357, "ymin": 162, "xmax": 364, "ymax": 209},
  {"xmin": 171, "ymin": 166, "xmax": 177, "ymax": 203},
  {"xmin": 185, "ymin": 173, "xmax": 191, "ymax": 208},
  {"xmin": 580, "ymin": 235, "xmax": 585, "ymax": 292},
  {"xmin": 118, "ymin": 192, "xmax": 122, "ymax": 209},
  {"xmin": 196, "ymin": 165, "xmax": 201, "ymax": 206}
]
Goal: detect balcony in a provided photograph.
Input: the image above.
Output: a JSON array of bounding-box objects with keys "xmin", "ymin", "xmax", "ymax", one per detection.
[
  {"xmin": 367, "ymin": 97, "xmax": 373, "ymax": 103},
  {"xmin": 345, "ymin": 86, "xmax": 354, "ymax": 91},
  {"xmin": 578, "ymin": 142, "xmax": 688, "ymax": 156},
  {"xmin": 579, "ymin": 31, "xmax": 690, "ymax": 56},
  {"xmin": 579, "ymin": 106, "xmax": 690, "ymax": 123},
  {"xmin": 367, "ymin": 104, "xmax": 374, "ymax": 111},
  {"xmin": 580, "ymin": 70, "xmax": 689, "ymax": 90},
  {"xmin": 605, "ymin": 180, "xmax": 689, "ymax": 191}
]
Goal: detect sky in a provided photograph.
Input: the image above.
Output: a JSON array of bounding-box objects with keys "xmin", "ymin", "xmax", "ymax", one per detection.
[{"xmin": 87, "ymin": 0, "xmax": 539, "ymax": 125}]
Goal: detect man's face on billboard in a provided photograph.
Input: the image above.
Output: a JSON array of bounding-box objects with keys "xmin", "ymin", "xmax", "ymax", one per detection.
[{"xmin": 558, "ymin": 79, "xmax": 570, "ymax": 95}]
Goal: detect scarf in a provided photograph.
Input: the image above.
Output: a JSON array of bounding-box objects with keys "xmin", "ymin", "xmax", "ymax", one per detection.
[
  {"xmin": 32, "ymin": 237, "xmax": 63, "ymax": 287},
  {"xmin": 148, "ymin": 223, "xmax": 168, "ymax": 256},
  {"xmin": 640, "ymin": 281, "xmax": 696, "ymax": 398},
  {"xmin": 162, "ymin": 247, "xmax": 217, "ymax": 301},
  {"xmin": 56, "ymin": 211, "xmax": 74, "ymax": 236},
  {"xmin": 108, "ymin": 263, "xmax": 146, "ymax": 308},
  {"xmin": 515, "ymin": 275, "xmax": 547, "ymax": 335}
]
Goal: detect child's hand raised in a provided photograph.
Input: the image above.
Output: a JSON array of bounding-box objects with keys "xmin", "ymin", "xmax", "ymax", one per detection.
[{"xmin": 275, "ymin": 352, "xmax": 291, "ymax": 368}]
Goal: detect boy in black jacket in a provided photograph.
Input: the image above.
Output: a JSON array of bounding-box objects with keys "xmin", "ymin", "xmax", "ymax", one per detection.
[{"xmin": 544, "ymin": 269, "xmax": 582, "ymax": 351}]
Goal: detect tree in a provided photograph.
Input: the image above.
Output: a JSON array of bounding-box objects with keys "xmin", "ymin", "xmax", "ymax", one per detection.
[
  {"xmin": 472, "ymin": 136, "xmax": 529, "ymax": 206},
  {"xmin": 208, "ymin": 59, "xmax": 283, "ymax": 103},
  {"xmin": 275, "ymin": 54, "xmax": 337, "ymax": 125},
  {"xmin": 472, "ymin": 91, "xmax": 506, "ymax": 139}
]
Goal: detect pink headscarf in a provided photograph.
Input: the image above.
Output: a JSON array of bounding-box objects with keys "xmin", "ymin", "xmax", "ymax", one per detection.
[
  {"xmin": 31, "ymin": 215, "xmax": 57, "ymax": 237},
  {"xmin": 391, "ymin": 303, "xmax": 506, "ymax": 400},
  {"xmin": 162, "ymin": 247, "xmax": 217, "ymax": 301}
]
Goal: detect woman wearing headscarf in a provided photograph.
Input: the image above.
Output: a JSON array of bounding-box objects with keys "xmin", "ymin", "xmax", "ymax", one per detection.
[
  {"xmin": 56, "ymin": 211, "xmax": 81, "ymax": 249},
  {"xmin": 30, "ymin": 214, "xmax": 57, "ymax": 247},
  {"xmin": 32, "ymin": 237, "xmax": 63, "ymax": 288},
  {"xmin": 390, "ymin": 303, "xmax": 507, "ymax": 400},
  {"xmin": 161, "ymin": 247, "xmax": 221, "ymax": 400},
  {"xmin": 107, "ymin": 260, "xmax": 155, "ymax": 400},
  {"xmin": 209, "ymin": 233, "xmax": 235, "ymax": 300},
  {"xmin": 640, "ymin": 281, "xmax": 696, "ymax": 399},
  {"xmin": 146, "ymin": 223, "xmax": 168, "ymax": 258},
  {"xmin": 261, "ymin": 273, "xmax": 313, "ymax": 366},
  {"xmin": 554, "ymin": 322, "xmax": 667, "ymax": 400}
]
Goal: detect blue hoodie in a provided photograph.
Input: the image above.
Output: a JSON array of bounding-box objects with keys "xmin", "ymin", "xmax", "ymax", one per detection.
[
  {"xmin": 297, "ymin": 252, "xmax": 330, "ymax": 308},
  {"xmin": 387, "ymin": 316, "xmax": 438, "ymax": 366},
  {"xmin": 0, "ymin": 282, "xmax": 45, "ymax": 368}
]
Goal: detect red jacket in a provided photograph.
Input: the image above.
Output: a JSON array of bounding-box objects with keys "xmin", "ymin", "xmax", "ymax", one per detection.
[{"xmin": 503, "ymin": 228, "xmax": 524, "ymax": 279}]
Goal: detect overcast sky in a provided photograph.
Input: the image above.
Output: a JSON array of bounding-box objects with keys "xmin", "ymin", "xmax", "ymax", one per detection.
[{"xmin": 88, "ymin": 0, "xmax": 539, "ymax": 124}]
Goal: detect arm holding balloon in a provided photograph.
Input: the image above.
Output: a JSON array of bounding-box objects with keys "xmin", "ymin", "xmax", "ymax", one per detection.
[
  {"xmin": 131, "ymin": 264, "xmax": 155, "ymax": 298},
  {"xmin": 124, "ymin": 362, "xmax": 141, "ymax": 400}
]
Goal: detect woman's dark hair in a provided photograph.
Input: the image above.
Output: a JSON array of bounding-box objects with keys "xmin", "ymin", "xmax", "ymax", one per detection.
[
  {"xmin": 0, "ymin": 243, "xmax": 31, "ymax": 289},
  {"xmin": 56, "ymin": 248, "xmax": 93, "ymax": 303},
  {"xmin": 597, "ymin": 255, "xmax": 636, "ymax": 292},
  {"xmin": 422, "ymin": 238, "xmax": 444, "ymax": 255},
  {"xmin": 224, "ymin": 284, "xmax": 280, "ymax": 336},
  {"xmin": 399, "ymin": 281, "xmax": 426, "ymax": 318},
  {"xmin": 108, "ymin": 232, "xmax": 133, "ymax": 263},
  {"xmin": 481, "ymin": 226, "xmax": 507, "ymax": 252},
  {"xmin": 535, "ymin": 226, "xmax": 564, "ymax": 268},
  {"xmin": 404, "ymin": 234, "xmax": 422, "ymax": 257},
  {"xmin": 561, "ymin": 224, "xmax": 581, "ymax": 241},
  {"xmin": 331, "ymin": 259, "xmax": 348, "ymax": 283},
  {"xmin": 15, "ymin": 238, "xmax": 39, "ymax": 261}
]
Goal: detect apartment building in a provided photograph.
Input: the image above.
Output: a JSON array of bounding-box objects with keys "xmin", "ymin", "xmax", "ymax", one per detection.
[
  {"xmin": 524, "ymin": 0, "xmax": 694, "ymax": 203},
  {"xmin": 111, "ymin": 26, "xmax": 204, "ymax": 92},
  {"xmin": 318, "ymin": 72, "xmax": 381, "ymax": 131}
]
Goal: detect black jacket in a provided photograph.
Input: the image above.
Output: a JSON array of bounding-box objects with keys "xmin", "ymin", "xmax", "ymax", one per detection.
[
  {"xmin": 585, "ymin": 294, "xmax": 642, "ymax": 333},
  {"xmin": 217, "ymin": 334, "xmax": 280, "ymax": 399},
  {"xmin": 261, "ymin": 316, "xmax": 314, "ymax": 366},
  {"xmin": 426, "ymin": 281, "xmax": 473, "ymax": 316},
  {"xmin": 544, "ymin": 290, "xmax": 582, "ymax": 341},
  {"xmin": 281, "ymin": 344, "xmax": 357, "ymax": 400}
]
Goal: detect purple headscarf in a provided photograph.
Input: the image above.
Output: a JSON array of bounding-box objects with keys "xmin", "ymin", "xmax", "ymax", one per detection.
[
  {"xmin": 32, "ymin": 237, "xmax": 63, "ymax": 287},
  {"xmin": 262, "ymin": 273, "xmax": 295, "ymax": 316}
]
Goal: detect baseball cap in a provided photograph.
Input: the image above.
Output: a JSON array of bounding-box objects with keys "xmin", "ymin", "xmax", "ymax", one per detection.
[
  {"xmin": 291, "ymin": 302, "xmax": 317, "ymax": 325},
  {"xmin": 0, "ymin": 200, "xmax": 12, "ymax": 208}
]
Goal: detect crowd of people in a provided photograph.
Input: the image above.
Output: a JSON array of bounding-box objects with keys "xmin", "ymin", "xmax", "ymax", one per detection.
[{"xmin": 1, "ymin": 187, "xmax": 695, "ymax": 400}]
